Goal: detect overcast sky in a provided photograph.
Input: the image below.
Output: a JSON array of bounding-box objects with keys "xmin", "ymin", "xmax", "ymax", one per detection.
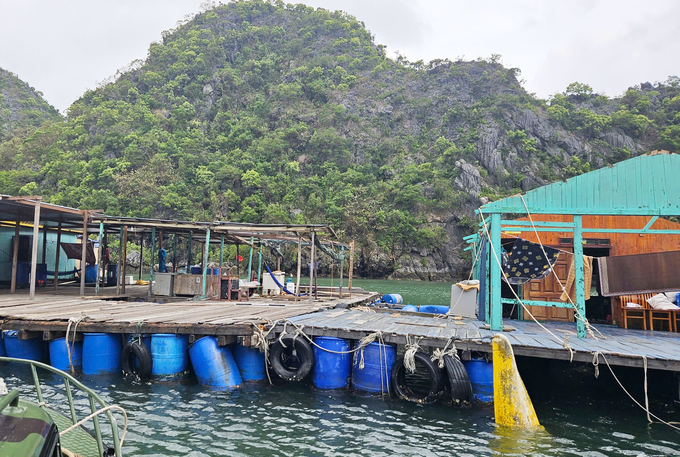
[{"xmin": 1, "ymin": 0, "xmax": 678, "ymax": 113}]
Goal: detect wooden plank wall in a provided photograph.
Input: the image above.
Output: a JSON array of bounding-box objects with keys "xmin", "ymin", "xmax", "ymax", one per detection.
[{"xmin": 508, "ymin": 215, "xmax": 680, "ymax": 256}]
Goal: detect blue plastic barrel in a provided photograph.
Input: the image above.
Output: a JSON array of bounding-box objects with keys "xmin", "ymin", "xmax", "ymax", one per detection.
[
  {"xmin": 233, "ymin": 345, "xmax": 266, "ymax": 382},
  {"xmin": 189, "ymin": 336, "xmax": 242, "ymax": 389},
  {"xmin": 82, "ymin": 333, "xmax": 122, "ymax": 375},
  {"xmin": 151, "ymin": 334, "xmax": 190, "ymax": 378},
  {"xmin": 85, "ymin": 265, "xmax": 98, "ymax": 283},
  {"xmin": 351, "ymin": 342, "xmax": 396, "ymax": 393},
  {"xmin": 16, "ymin": 262, "xmax": 30, "ymax": 286},
  {"xmin": 463, "ymin": 358, "xmax": 494, "ymax": 403},
  {"xmin": 190, "ymin": 266, "xmax": 202, "ymax": 275},
  {"xmin": 3, "ymin": 330, "xmax": 46, "ymax": 362},
  {"xmin": 419, "ymin": 305, "xmax": 450, "ymax": 315},
  {"xmin": 382, "ymin": 294, "xmax": 403, "ymax": 305},
  {"xmin": 401, "ymin": 304, "xmax": 419, "ymax": 312},
  {"xmin": 49, "ymin": 337, "xmax": 83, "ymax": 372},
  {"xmin": 313, "ymin": 337, "xmax": 352, "ymax": 389}
]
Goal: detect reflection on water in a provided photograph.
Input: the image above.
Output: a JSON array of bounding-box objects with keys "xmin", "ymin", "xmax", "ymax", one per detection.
[{"xmin": 312, "ymin": 277, "xmax": 453, "ymax": 307}]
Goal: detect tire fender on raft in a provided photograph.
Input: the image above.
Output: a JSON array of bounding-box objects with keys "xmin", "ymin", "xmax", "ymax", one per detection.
[
  {"xmin": 443, "ymin": 354, "xmax": 473, "ymax": 406},
  {"xmin": 121, "ymin": 340, "xmax": 153, "ymax": 381},
  {"xmin": 269, "ymin": 334, "xmax": 314, "ymax": 381},
  {"xmin": 391, "ymin": 351, "xmax": 442, "ymax": 404}
]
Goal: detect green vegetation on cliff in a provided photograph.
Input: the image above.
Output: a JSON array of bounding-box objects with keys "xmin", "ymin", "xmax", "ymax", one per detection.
[{"xmin": 1, "ymin": 0, "xmax": 679, "ymax": 278}]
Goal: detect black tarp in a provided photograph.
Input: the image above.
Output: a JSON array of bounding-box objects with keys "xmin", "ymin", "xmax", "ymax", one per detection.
[{"xmin": 60, "ymin": 241, "xmax": 96, "ymax": 265}]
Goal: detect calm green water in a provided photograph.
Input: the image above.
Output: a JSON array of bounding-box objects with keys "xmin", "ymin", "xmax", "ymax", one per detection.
[
  {"xmin": 310, "ymin": 277, "xmax": 453, "ymax": 306},
  {"xmin": 3, "ymin": 279, "xmax": 680, "ymax": 456}
]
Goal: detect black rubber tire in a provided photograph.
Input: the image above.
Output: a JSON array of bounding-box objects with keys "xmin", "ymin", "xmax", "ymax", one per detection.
[
  {"xmin": 391, "ymin": 351, "xmax": 442, "ymax": 404},
  {"xmin": 269, "ymin": 334, "xmax": 314, "ymax": 381},
  {"xmin": 121, "ymin": 340, "xmax": 152, "ymax": 381},
  {"xmin": 444, "ymin": 354, "xmax": 473, "ymax": 406}
]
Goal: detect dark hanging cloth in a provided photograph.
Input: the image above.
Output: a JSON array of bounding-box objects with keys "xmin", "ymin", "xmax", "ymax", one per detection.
[
  {"xmin": 502, "ymin": 239, "xmax": 560, "ymax": 285},
  {"xmin": 598, "ymin": 250, "xmax": 680, "ymax": 296},
  {"xmin": 60, "ymin": 242, "xmax": 97, "ymax": 265}
]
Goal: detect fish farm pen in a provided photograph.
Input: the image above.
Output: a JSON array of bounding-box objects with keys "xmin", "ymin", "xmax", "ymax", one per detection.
[{"xmin": 3, "ymin": 154, "xmax": 680, "ymax": 451}]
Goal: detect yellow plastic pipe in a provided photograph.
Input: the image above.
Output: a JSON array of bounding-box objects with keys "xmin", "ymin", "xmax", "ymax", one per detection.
[{"xmin": 493, "ymin": 333, "xmax": 541, "ymax": 429}]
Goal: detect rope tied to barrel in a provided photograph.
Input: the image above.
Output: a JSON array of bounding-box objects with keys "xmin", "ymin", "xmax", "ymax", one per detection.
[
  {"xmin": 430, "ymin": 339, "xmax": 458, "ymax": 369},
  {"xmin": 356, "ymin": 331, "xmax": 383, "ymax": 370},
  {"xmin": 403, "ymin": 335, "xmax": 422, "ymax": 374},
  {"xmin": 65, "ymin": 313, "xmax": 88, "ymax": 375}
]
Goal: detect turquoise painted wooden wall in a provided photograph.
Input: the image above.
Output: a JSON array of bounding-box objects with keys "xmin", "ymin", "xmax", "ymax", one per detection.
[{"xmin": 0, "ymin": 227, "xmax": 77, "ymax": 282}]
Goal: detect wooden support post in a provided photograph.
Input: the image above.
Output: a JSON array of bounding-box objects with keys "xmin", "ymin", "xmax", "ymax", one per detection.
[
  {"xmin": 339, "ymin": 246, "xmax": 345, "ymax": 299},
  {"xmin": 573, "ymin": 215, "xmax": 586, "ymax": 339},
  {"xmin": 247, "ymin": 237, "xmax": 253, "ymax": 280},
  {"xmin": 173, "ymin": 234, "xmax": 177, "ymax": 273},
  {"xmin": 295, "ymin": 236, "xmax": 301, "ymax": 303},
  {"xmin": 489, "ymin": 213, "xmax": 502, "ymax": 332},
  {"xmin": 29, "ymin": 200, "xmax": 41, "ymax": 300},
  {"xmin": 159, "ymin": 230, "xmax": 163, "ymax": 250},
  {"xmin": 80, "ymin": 211, "xmax": 88, "ymax": 297},
  {"xmin": 202, "ymin": 228, "xmax": 210, "ymax": 297},
  {"xmin": 149, "ymin": 227, "xmax": 155, "ymax": 296},
  {"xmin": 138, "ymin": 234, "xmax": 144, "ymax": 281},
  {"xmin": 187, "ymin": 231, "xmax": 193, "ymax": 267},
  {"xmin": 116, "ymin": 226, "xmax": 123, "ymax": 296},
  {"xmin": 348, "ymin": 240, "xmax": 354, "ymax": 299},
  {"xmin": 95, "ymin": 222, "xmax": 104, "ymax": 296},
  {"xmin": 236, "ymin": 244, "xmax": 240, "ymax": 277},
  {"xmin": 53, "ymin": 221, "xmax": 61, "ymax": 291},
  {"xmin": 257, "ymin": 245, "xmax": 262, "ymax": 286},
  {"xmin": 309, "ymin": 231, "xmax": 316, "ymax": 303},
  {"xmin": 121, "ymin": 226, "xmax": 128, "ymax": 295},
  {"xmin": 41, "ymin": 223, "xmax": 47, "ymax": 265},
  {"xmin": 220, "ymin": 235, "xmax": 225, "ymax": 268},
  {"xmin": 11, "ymin": 220, "xmax": 20, "ymax": 293}
]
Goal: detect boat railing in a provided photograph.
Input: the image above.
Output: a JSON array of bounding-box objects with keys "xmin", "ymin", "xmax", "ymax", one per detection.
[{"xmin": 0, "ymin": 356, "xmax": 124, "ymax": 457}]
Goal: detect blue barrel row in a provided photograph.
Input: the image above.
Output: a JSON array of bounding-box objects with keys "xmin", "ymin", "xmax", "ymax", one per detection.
[{"xmin": 0, "ymin": 331, "xmax": 493, "ymax": 401}]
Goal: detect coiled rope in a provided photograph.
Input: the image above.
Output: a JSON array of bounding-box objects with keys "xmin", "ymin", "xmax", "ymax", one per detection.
[
  {"xmin": 430, "ymin": 339, "xmax": 458, "ymax": 369},
  {"xmin": 403, "ymin": 335, "xmax": 422, "ymax": 374},
  {"xmin": 65, "ymin": 314, "xmax": 88, "ymax": 375}
]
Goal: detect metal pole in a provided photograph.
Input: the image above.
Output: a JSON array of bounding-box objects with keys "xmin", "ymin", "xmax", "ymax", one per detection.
[
  {"xmin": 95, "ymin": 222, "xmax": 104, "ymax": 296},
  {"xmin": 219, "ymin": 235, "xmax": 224, "ymax": 268},
  {"xmin": 149, "ymin": 227, "xmax": 155, "ymax": 297},
  {"xmin": 53, "ymin": 221, "xmax": 61, "ymax": 291},
  {"xmin": 348, "ymin": 240, "xmax": 354, "ymax": 299},
  {"xmin": 80, "ymin": 211, "xmax": 88, "ymax": 297},
  {"xmin": 257, "ymin": 245, "xmax": 262, "ymax": 286},
  {"xmin": 29, "ymin": 200, "xmax": 41, "ymax": 300},
  {"xmin": 41, "ymin": 223, "xmax": 47, "ymax": 265},
  {"xmin": 10, "ymin": 220, "xmax": 20, "ymax": 293},
  {"xmin": 236, "ymin": 244, "xmax": 240, "ymax": 277},
  {"xmin": 173, "ymin": 233, "xmax": 177, "ymax": 272},
  {"xmin": 247, "ymin": 237, "xmax": 253, "ymax": 280},
  {"xmin": 202, "ymin": 228, "xmax": 210, "ymax": 297},
  {"xmin": 138, "ymin": 234, "xmax": 144, "ymax": 281}
]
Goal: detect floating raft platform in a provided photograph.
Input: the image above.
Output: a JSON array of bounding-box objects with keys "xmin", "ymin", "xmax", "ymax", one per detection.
[
  {"xmin": 0, "ymin": 286, "xmax": 379, "ymax": 340},
  {"xmin": 277, "ymin": 309, "xmax": 680, "ymax": 372}
]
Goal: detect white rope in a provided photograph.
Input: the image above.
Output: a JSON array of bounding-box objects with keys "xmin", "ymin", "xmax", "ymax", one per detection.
[
  {"xmin": 430, "ymin": 340, "xmax": 458, "ymax": 369},
  {"xmin": 518, "ymin": 194, "xmax": 604, "ymax": 340},
  {"xmin": 65, "ymin": 314, "xmax": 87, "ymax": 375},
  {"xmin": 403, "ymin": 335, "xmax": 422, "ymax": 374},
  {"xmin": 478, "ymin": 209, "xmax": 575, "ymax": 360},
  {"xmin": 59, "ymin": 404, "xmax": 129, "ymax": 449},
  {"xmin": 591, "ymin": 351, "xmax": 680, "ymax": 432}
]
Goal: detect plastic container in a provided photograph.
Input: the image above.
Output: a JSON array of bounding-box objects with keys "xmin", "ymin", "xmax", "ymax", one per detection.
[
  {"xmin": 351, "ymin": 342, "xmax": 396, "ymax": 393},
  {"xmin": 82, "ymin": 333, "xmax": 123, "ymax": 375},
  {"xmin": 107, "ymin": 264, "xmax": 118, "ymax": 287},
  {"xmin": 85, "ymin": 265, "xmax": 98, "ymax": 283},
  {"xmin": 419, "ymin": 305, "xmax": 450, "ymax": 315},
  {"xmin": 189, "ymin": 336, "xmax": 242, "ymax": 389},
  {"xmin": 382, "ymin": 294, "xmax": 403, "ymax": 305},
  {"xmin": 233, "ymin": 344, "xmax": 266, "ymax": 382},
  {"xmin": 190, "ymin": 266, "xmax": 202, "ymax": 275},
  {"xmin": 401, "ymin": 304, "xmax": 419, "ymax": 312},
  {"xmin": 313, "ymin": 337, "xmax": 352, "ymax": 389},
  {"xmin": 151, "ymin": 334, "xmax": 190, "ymax": 378},
  {"xmin": 463, "ymin": 358, "xmax": 494, "ymax": 403},
  {"xmin": 0, "ymin": 335, "xmax": 6, "ymax": 357},
  {"xmin": 3, "ymin": 330, "xmax": 46, "ymax": 362},
  {"xmin": 49, "ymin": 337, "xmax": 83, "ymax": 372}
]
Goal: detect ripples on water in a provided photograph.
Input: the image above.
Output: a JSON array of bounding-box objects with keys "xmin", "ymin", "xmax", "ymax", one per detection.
[{"xmin": 3, "ymin": 364, "xmax": 679, "ymax": 457}]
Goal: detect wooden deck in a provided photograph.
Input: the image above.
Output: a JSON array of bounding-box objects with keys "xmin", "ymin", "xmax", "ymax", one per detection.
[
  {"xmin": 279, "ymin": 309, "xmax": 680, "ymax": 372},
  {"xmin": 0, "ymin": 289, "xmax": 380, "ymax": 337}
]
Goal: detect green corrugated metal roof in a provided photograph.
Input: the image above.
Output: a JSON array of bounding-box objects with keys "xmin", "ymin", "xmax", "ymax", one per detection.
[{"xmin": 478, "ymin": 153, "xmax": 680, "ymax": 215}]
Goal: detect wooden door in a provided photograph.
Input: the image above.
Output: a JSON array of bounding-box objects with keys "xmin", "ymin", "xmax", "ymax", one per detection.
[{"xmin": 522, "ymin": 251, "xmax": 575, "ymax": 322}]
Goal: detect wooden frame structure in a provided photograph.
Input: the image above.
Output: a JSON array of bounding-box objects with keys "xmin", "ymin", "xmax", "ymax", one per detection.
[{"xmin": 466, "ymin": 153, "xmax": 680, "ymax": 338}]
